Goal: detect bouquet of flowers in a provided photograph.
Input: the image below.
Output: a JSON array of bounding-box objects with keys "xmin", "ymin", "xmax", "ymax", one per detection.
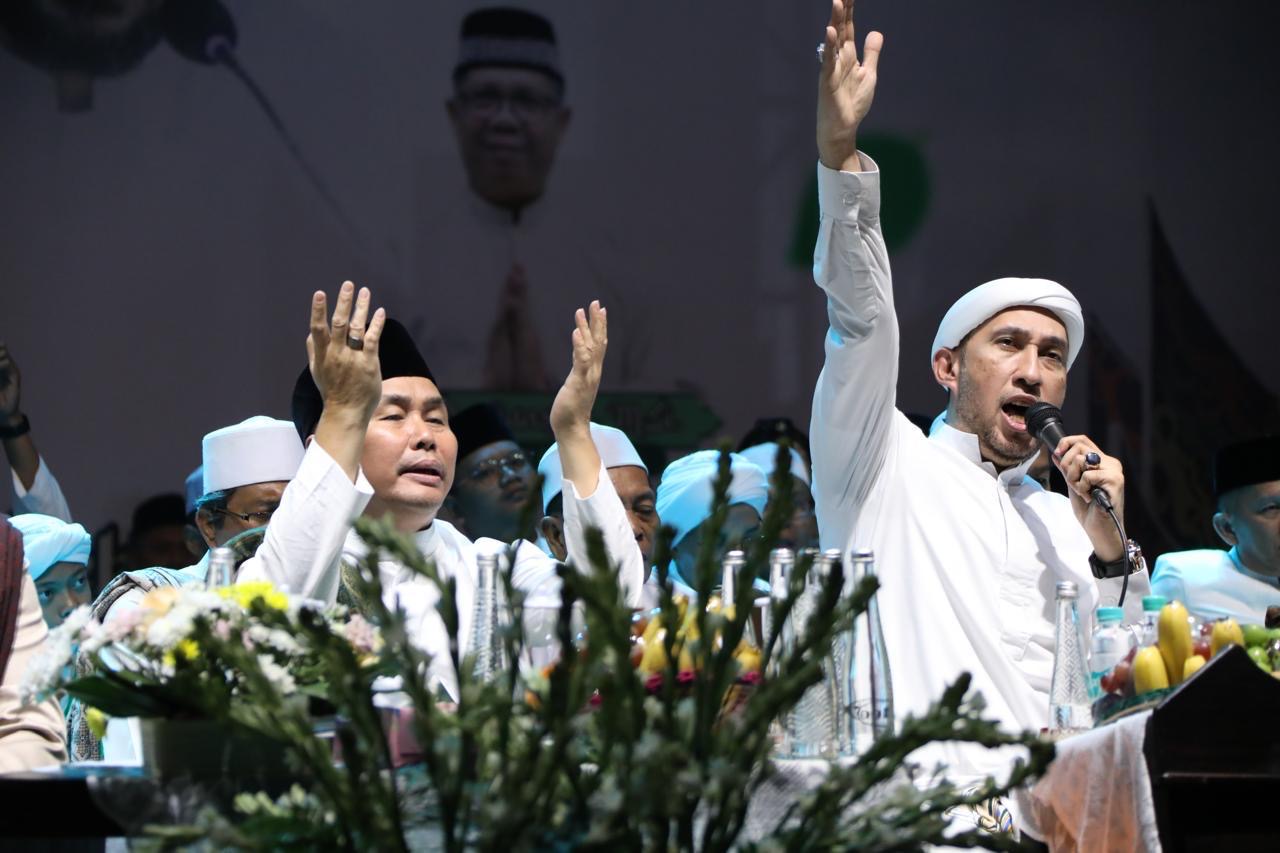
[{"xmin": 21, "ymin": 580, "xmax": 385, "ymax": 748}]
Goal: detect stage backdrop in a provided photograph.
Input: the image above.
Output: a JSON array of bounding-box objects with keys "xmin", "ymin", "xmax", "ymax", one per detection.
[{"xmin": 2, "ymin": 0, "xmax": 1276, "ymax": 555}]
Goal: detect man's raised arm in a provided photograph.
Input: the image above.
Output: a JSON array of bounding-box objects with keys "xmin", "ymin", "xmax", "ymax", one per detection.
[{"xmin": 809, "ymin": 0, "xmax": 894, "ymax": 550}]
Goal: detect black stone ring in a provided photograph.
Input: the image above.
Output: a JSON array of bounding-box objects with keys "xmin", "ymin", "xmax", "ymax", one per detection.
[
  {"xmin": 347, "ymin": 335, "xmax": 365, "ymax": 351},
  {"xmin": 1085, "ymin": 451, "xmax": 1102, "ymax": 467}
]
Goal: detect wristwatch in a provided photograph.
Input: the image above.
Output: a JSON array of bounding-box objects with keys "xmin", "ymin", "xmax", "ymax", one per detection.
[
  {"xmin": 0, "ymin": 413, "xmax": 30, "ymax": 440},
  {"xmin": 1089, "ymin": 539, "xmax": 1147, "ymax": 580}
]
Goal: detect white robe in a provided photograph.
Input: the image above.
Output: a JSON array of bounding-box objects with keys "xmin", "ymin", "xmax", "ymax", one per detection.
[
  {"xmin": 238, "ymin": 442, "xmax": 644, "ymax": 699},
  {"xmin": 9, "ymin": 456, "xmax": 72, "ymax": 522},
  {"xmin": 809, "ymin": 156, "xmax": 1148, "ymax": 786},
  {"xmin": 1151, "ymin": 547, "xmax": 1280, "ymax": 624}
]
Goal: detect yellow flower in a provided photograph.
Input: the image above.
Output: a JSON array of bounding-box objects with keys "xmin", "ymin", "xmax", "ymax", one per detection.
[
  {"xmin": 220, "ymin": 580, "xmax": 289, "ymax": 612},
  {"xmin": 175, "ymin": 638, "xmax": 200, "ymax": 661},
  {"xmin": 85, "ymin": 707, "xmax": 109, "ymax": 740}
]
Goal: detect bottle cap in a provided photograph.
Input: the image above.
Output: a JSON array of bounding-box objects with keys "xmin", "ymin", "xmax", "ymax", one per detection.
[
  {"xmin": 1141, "ymin": 595, "xmax": 1166, "ymax": 612},
  {"xmin": 1055, "ymin": 581, "xmax": 1078, "ymax": 598},
  {"xmin": 1096, "ymin": 606, "xmax": 1124, "ymax": 623}
]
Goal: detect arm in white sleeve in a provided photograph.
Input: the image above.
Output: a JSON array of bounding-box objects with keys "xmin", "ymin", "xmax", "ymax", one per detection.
[
  {"xmin": 808, "ymin": 154, "xmax": 898, "ymax": 551},
  {"xmin": 235, "ymin": 441, "xmax": 373, "ymax": 604},
  {"xmin": 560, "ymin": 463, "xmax": 644, "ymax": 608},
  {"xmin": 11, "ymin": 456, "xmax": 72, "ymax": 522}
]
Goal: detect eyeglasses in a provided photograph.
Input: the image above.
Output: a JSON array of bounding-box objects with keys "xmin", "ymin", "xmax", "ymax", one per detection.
[
  {"xmin": 466, "ymin": 451, "xmax": 531, "ymax": 482},
  {"xmin": 211, "ymin": 507, "xmax": 275, "ymax": 527},
  {"xmin": 456, "ymin": 88, "xmax": 561, "ymax": 121}
]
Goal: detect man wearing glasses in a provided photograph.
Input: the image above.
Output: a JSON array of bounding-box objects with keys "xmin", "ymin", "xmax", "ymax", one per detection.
[{"xmin": 443, "ymin": 403, "xmax": 537, "ymax": 543}]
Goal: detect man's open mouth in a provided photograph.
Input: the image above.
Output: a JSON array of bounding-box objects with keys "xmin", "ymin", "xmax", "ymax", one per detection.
[
  {"xmin": 1000, "ymin": 398, "xmax": 1037, "ymax": 430},
  {"xmin": 401, "ymin": 462, "xmax": 445, "ymax": 483}
]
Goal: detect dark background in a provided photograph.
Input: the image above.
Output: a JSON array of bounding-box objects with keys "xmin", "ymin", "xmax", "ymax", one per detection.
[{"xmin": 2, "ymin": 0, "xmax": 1277, "ymax": 557}]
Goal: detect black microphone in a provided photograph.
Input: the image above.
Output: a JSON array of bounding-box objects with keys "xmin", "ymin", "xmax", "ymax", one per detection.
[
  {"xmin": 160, "ymin": 0, "xmax": 238, "ymax": 64},
  {"xmin": 1024, "ymin": 402, "xmax": 1113, "ymax": 510}
]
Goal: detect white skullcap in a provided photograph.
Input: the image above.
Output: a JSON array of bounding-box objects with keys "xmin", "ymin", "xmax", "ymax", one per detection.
[
  {"xmin": 738, "ymin": 442, "xmax": 810, "ymax": 487},
  {"xmin": 538, "ymin": 423, "xmax": 647, "ymax": 513},
  {"xmin": 9, "ymin": 513, "xmax": 91, "ymax": 580},
  {"xmin": 202, "ymin": 416, "xmax": 305, "ymax": 494},
  {"xmin": 931, "ymin": 277, "xmax": 1085, "ymax": 371},
  {"xmin": 656, "ymin": 450, "xmax": 768, "ymax": 547}
]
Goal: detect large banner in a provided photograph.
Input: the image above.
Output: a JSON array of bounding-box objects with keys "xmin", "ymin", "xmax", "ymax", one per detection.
[{"xmin": 1, "ymin": 1, "xmax": 1276, "ymax": 542}]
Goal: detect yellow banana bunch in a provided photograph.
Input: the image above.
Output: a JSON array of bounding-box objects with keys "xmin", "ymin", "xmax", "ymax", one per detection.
[
  {"xmin": 1158, "ymin": 601, "xmax": 1193, "ymax": 685},
  {"xmin": 1210, "ymin": 618, "xmax": 1245, "ymax": 658},
  {"xmin": 1182, "ymin": 654, "xmax": 1207, "ymax": 680},
  {"xmin": 1134, "ymin": 646, "xmax": 1170, "ymax": 694}
]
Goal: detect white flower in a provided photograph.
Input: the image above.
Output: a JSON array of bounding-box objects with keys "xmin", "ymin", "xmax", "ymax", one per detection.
[
  {"xmin": 257, "ymin": 654, "xmax": 297, "ymax": 695},
  {"xmin": 18, "ymin": 609, "xmax": 93, "ymax": 704},
  {"xmin": 146, "ymin": 606, "xmax": 195, "ymax": 650}
]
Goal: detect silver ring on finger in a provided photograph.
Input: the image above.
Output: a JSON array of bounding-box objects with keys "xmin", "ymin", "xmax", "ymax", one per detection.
[
  {"xmin": 347, "ymin": 334, "xmax": 365, "ymax": 351},
  {"xmin": 816, "ymin": 43, "xmax": 825, "ymax": 65}
]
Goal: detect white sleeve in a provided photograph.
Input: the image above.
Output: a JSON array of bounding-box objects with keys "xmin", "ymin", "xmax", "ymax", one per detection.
[
  {"xmin": 560, "ymin": 463, "xmax": 644, "ymax": 608},
  {"xmin": 235, "ymin": 442, "xmax": 373, "ymax": 604},
  {"xmin": 808, "ymin": 155, "xmax": 898, "ymax": 552},
  {"xmin": 11, "ymin": 456, "xmax": 72, "ymax": 522}
]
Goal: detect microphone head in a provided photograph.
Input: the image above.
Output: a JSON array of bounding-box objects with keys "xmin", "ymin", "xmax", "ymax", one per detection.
[
  {"xmin": 161, "ymin": 0, "xmax": 237, "ymax": 64},
  {"xmin": 1024, "ymin": 402, "xmax": 1063, "ymax": 442}
]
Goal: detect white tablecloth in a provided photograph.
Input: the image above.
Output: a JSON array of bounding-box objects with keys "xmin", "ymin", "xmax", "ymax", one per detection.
[{"xmin": 1016, "ymin": 711, "xmax": 1162, "ymax": 852}]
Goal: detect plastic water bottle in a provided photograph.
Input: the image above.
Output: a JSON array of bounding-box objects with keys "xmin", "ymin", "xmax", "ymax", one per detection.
[
  {"xmin": 1048, "ymin": 581, "xmax": 1093, "ymax": 733},
  {"xmin": 777, "ymin": 549, "xmax": 841, "ymax": 758},
  {"xmin": 1088, "ymin": 606, "xmax": 1133, "ymax": 700},
  {"xmin": 1137, "ymin": 595, "xmax": 1167, "ymax": 648}
]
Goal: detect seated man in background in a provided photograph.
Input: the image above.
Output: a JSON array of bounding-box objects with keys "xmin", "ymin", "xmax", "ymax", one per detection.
[
  {"xmin": 7, "ymin": 513, "xmax": 92, "ymax": 628},
  {"xmin": 124, "ymin": 493, "xmax": 191, "ymax": 571},
  {"xmin": 654, "ymin": 450, "xmax": 768, "ymax": 598},
  {"xmin": 737, "ymin": 439, "xmax": 819, "ymax": 552},
  {"xmin": 537, "ymin": 422, "xmax": 657, "ymax": 573},
  {"xmin": 444, "ymin": 403, "xmax": 537, "ymax": 543},
  {"xmin": 0, "ymin": 518, "xmax": 67, "ymax": 771},
  {"xmin": 1152, "ymin": 436, "xmax": 1280, "ymax": 623},
  {"xmin": 1, "ymin": 342, "xmax": 72, "ymax": 522}
]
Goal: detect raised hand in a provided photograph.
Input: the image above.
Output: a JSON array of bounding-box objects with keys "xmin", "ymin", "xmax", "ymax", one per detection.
[
  {"xmin": 0, "ymin": 343, "xmax": 23, "ymax": 427},
  {"xmin": 307, "ymin": 281, "xmax": 385, "ymax": 461},
  {"xmin": 550, "ymin": 301, "xmax": 608, "ymax": 494},
  {"xmin": 816, "ymin": 0, "xmax": 884, "ymax": 172}
]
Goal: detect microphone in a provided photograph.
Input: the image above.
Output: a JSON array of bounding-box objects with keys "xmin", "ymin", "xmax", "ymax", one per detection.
[{"xmin": 1024, "ymin": 402, "xmax": 1113, "ymax": 510}]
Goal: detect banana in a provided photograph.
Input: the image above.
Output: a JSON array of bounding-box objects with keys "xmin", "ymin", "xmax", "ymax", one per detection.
[
  {"xmin": 1134, "ymin": 646, "xmax": 1171, "ymax": 694},
  {"xmin": 638, "ymin": 628, "xmax": 669, "ymax": 675},
  {"xmin": 1182, "ymin": 654, "xmax": 1207, "ymax": 681},
  {"xmin": 1210, "ymin": 618, "xmax": 1245, "ymax": 658},
  {"xmin": 1158, "ymin": 601, "xmax": 1193, "ymax": 685}
]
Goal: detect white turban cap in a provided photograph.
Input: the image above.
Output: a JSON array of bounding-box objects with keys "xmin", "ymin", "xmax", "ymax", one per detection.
[
  {"xmin": 931, "ymin": 277, "xmax": 1085, "ymax": 371},
  {"xmin": 538, "ymin": 423, "xmax": 648, "ymax": 514},
  {"xmin": 202, "ymin": 416, "xmax": 305, "ymax": 495},
  {"xmin": 737, "ymin": 442, "xmax": 810, "ymax": 487},
  {"xmin": 655, "ymin": 450, "xmax": 768, "ymax": 547},
  {"xmin": 9, "ymin": 513, "xmax": 92, "ymax": 580}
]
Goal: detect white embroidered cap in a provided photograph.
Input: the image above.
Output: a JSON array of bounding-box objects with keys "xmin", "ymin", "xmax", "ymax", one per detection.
[
  {"xmin": 931, "ymin": 277, "xmax": 1085, "ymax": 371},
  {"xmin": 538, "ymin": 423, "xmax": 646, "ymax": 513},
  {"xmin": 202, "ymin": 416, "xmax": 305, "ymax": 494}
]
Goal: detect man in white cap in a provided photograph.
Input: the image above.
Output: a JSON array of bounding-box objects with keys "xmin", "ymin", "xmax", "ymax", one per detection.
[
  {"xmin": 90, "ymin": 416, "xmax": 306, "ymax": 627},
  {"xmin": 654, "ymin": 450, "xmax": 769, "ymax": 600},
  {"xmin": 808, "ymin": 0, "xmax": 1148, "ymax": 814},
  {"xmin": 238, "ymin": 283, "xmax": 643, "ymax": 701},
  {"xmin": 537, "ymin": 422, "xmax": 657, "ymax": 574}
]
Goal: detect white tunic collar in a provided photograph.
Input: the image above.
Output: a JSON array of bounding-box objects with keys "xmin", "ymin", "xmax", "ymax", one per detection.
[{"xmin": 928, "ymin": 419, "xmax": 1038, "ymax": 486}]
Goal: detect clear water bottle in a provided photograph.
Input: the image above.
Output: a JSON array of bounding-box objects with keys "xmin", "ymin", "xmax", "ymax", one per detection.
[
  {"xmin": 764, "ymin": 547, "xmax": 794, "ymax": 751},
  {"xmin": 1048, "ymin": 581, "xmax": 1094, "ymax": 733},
  {"xmin": 1137, "ymin": 595, "xmax": 1166, "ymax": 648},
  {"xmin": 208, "ymin": 546, "xmax": 236, "ymax": 588},
  {"xmin": 848, "ymin": 549, "xmax": 894, "ymax": 752},
  {"xmin": 777, "ymin": 549, "xmax": 842, "ymax": 758},
  {"xmin": 720, "ymin": 549, "xmax": 745, "ymax": 609},
  {"xmin": 1088, "ymin": 606, "xmax": 1133, "ymax": 700},
  {"xmin": 470, "ymin": 552, "xmax": 508, "ymax": 682}
]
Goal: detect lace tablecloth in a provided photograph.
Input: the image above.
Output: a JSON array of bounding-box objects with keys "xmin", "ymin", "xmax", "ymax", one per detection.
[{"xmin": 1016, "ymin": 711, "xmax": 1161, "ymax": 852}]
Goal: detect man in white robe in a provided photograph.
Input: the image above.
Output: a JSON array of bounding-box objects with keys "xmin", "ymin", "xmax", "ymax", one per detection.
[
  {"xmin": 237, "ymin": 283, "xmax": 643, "ymax": 700},
  {"xmin": 808, "ymin": 0, "xmax": 1148, "ymax": 798},
  {"xmin": 1152, "ymin": 436, "xmax": 1280, "ymax": 623}
]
